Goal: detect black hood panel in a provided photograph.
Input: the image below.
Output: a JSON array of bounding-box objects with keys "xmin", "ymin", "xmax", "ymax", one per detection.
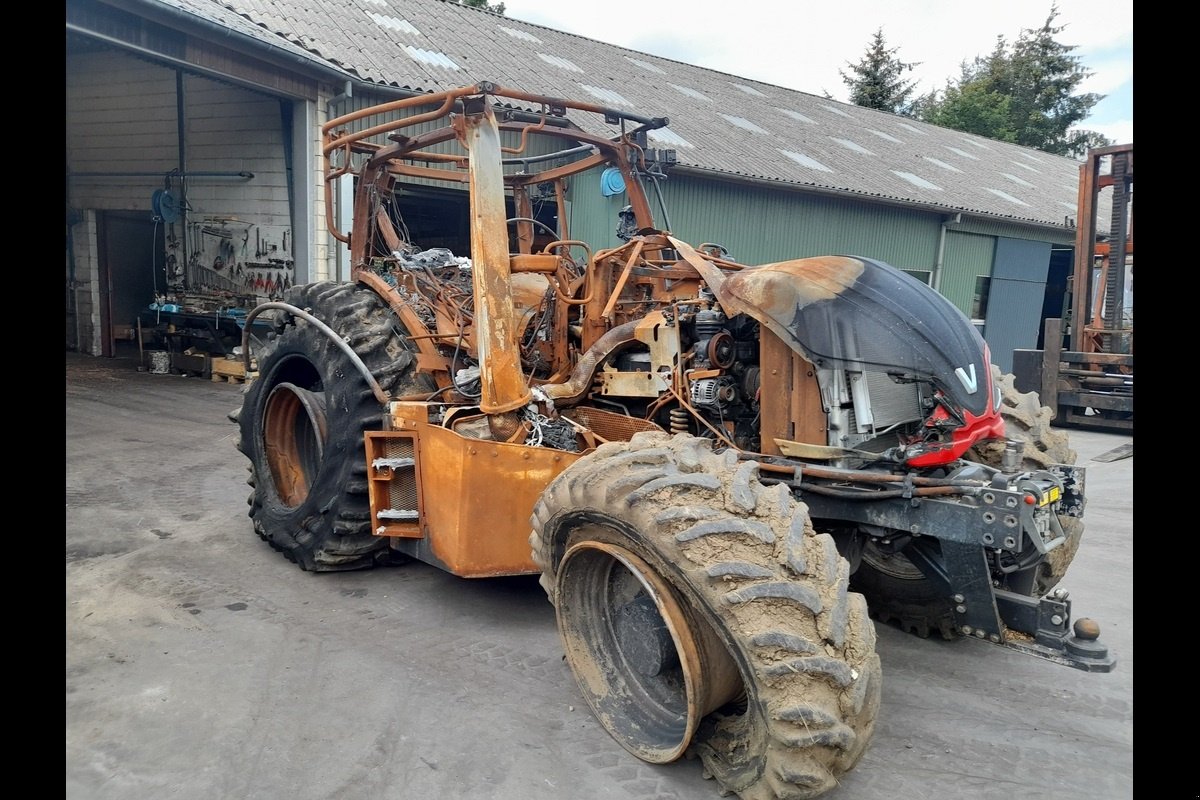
[{"xmin": 722, "ymin": 255, "xmax": 992, "ymax": 416}]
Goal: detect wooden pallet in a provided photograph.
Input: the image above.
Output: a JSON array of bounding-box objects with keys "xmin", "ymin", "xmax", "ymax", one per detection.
[{"xmin": 211, "ymin": 357, "xmax": 257, "ymax": 384}]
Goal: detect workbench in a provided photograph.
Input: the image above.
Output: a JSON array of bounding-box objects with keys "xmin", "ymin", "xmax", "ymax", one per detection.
[{"xmin": 136, "ymin": 308, "xmax": 271, "ymax": 375}]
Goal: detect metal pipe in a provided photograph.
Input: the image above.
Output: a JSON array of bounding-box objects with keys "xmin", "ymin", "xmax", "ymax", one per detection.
[
  {"xmin": 328, "ymin": 80, "xmax": 352, "ymax": 117},
  {"xmin": 646, "ymin": 172, "xmax": 673, "ymax": 233},
  {"xmin": 760, "ymin": 477, "xmax": 970, "ymax": 500},
  {"xmin": 932, "ymin": 212, "xmax": 961, "ymax": 293},
  {"xmin": 67, "ymin": 170, "xmax": 255, "ymax": 181},
  {"xmin": 176, "ymin": 69, "xmax": 188, "ymax": 289},
  {"xmin": 68, "ymin": 170, "xmax": 253, "ymax": 179},
  {"xmin": 753, "ymin": 457, "xmax": 981, "ymax": 487},
  {"xmin": 241, "ymin": 302, "xmax": 390, "ymax": 405},
  {"xmin": 503, "ymin": 144, "xmax": 594, "ymax": 167},
  {"xmin": 1062, "ymin": 368, "xmax": 1132, "ymax": 380}
]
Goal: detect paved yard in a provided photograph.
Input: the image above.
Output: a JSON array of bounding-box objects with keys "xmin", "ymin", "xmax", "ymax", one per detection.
[{"xmin": 66, "ymin": 352, "xmax": 1133, "ymax": 800}]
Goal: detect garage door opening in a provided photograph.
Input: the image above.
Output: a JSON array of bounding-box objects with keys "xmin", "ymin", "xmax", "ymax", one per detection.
[{"xmin": 97, "ymin": 211, "xmax": 164, "ymax": 358}]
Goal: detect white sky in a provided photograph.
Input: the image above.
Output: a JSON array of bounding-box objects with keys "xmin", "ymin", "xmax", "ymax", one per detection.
[{"xmin": 499, "ymin": 0, "xmax": 1133, "ymax": 145}]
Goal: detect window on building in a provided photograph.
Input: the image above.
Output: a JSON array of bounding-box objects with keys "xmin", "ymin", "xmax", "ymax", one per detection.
[
  {"xmin": 901, "ymin": 269, "xmax": 932, "ymax": 285},
  {"xmin": 970, "ymin": 276, "xmax": 991, "ymax": 321}
]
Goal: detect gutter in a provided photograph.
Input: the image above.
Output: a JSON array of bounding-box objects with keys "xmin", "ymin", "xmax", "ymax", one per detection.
[{"xmin": 95, "ymin": 0, "xmax": 362, "ymax": 87}]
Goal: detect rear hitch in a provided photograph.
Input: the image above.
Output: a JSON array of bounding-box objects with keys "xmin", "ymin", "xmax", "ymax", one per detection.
[{"xmin": 993, "ymin": 588, "xmax": 1116, "ymax": 672}]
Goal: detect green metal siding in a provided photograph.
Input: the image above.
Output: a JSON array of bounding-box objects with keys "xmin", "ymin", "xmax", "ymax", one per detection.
[
  {"xmin": 569, "ymin": 171, "xmax": 945, "ymax": 270},
  {"xmin": 939, "ymin": 231, "xmax": 996, "ymax": 315}
]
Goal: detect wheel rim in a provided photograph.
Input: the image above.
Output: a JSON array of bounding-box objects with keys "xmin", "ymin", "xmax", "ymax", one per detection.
[
  {"xmin": 555, "ymin": 539, "xmax": 742, "ymax": 763},
  {"xmin": 861, "ymin": 540, "xmax": 926, "ymax": 580},
  {"xmin": 263, "ymin": 382, "xmax": 328, "ymax": 507}
]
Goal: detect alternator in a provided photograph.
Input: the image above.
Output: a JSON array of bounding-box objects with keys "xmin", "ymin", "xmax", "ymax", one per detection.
[{"xmin": 691, "ymin": 376, "xmax": 739, "ymax": 409}]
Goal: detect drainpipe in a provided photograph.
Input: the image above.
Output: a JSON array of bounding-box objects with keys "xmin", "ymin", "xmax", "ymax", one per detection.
[
  {"xmin": 177, "ymin": 69, "xmax": 188, "ymax": 288},
  {"xmin": 327, "ymin": 82, "xmax": 352, "ymax": 282},
  {"xmin": 932, "ymin": 212, "xmax": 962, "ymax": 293},
  {"xmin": 329, "ymin": 80, "xmax": 352, "ymax": 114}
]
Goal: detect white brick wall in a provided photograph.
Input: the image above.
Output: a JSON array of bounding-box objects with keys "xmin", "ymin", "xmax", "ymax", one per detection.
[
  {"xmin": 313, "ymin": 84, "xmax": 335, "ymax": 282},
  {"xmin": 77, "ymin": 211, "xmax": 101, "ymax": 355}
]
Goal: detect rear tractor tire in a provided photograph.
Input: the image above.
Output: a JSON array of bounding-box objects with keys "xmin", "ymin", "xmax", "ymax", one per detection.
[
  {"xmin": 850, "ymin": 367, "xmax": 1085, "ymax": 639},
  {"xmin": 530, "ymin": 433, "xmax": 881, "ymax": 800},
  {"xmin": 236, "ymin": 281, "xmax": 433, "ymax": 571}
]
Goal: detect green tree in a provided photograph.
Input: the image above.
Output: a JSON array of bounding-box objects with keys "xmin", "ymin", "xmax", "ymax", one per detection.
[
  {"xmin": 840, "ymin": 28, "xmax": 920, "ymax": 115},
  {"xmin": 916, "ymin": 5, "xmax": 1112, "ymax": 156},
  {"xmin": 457, "ymin": 0, "xmax": 506, "ymax": 13}
]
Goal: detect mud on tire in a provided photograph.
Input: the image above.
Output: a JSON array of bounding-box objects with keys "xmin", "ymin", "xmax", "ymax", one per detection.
[
  {"xmin": 530, "ymin": 433, "xmax": 881, "ymax": 800},
  {"xmin": 237, "ymin": 281, "xmax": 434, "ymax": 571}
]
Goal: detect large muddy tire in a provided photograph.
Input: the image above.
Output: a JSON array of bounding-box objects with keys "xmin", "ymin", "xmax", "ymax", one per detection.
[
  {"xmin": 237, "ymin": 281, "xmax": 434, "ymax": 571},
  {"xmin": 530, "ymin": 433, "xmax": 881, "ymax": 800},
  {"xmin": 851, "ymin": 367, "xmax": 1084, "ymax": 640}
]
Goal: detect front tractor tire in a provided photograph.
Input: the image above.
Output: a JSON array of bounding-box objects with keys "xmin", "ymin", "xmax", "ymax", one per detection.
[
  {"xmin": 851, "ymin": 368, "xmax": 1085, "ymax": 640},
  {"xmin": 530, "ymin": 433, "xmax": 881, "ymax": 800},
  {"xmin": 237, "ymin": 281, "xmax": 433, "ymax": 571}
]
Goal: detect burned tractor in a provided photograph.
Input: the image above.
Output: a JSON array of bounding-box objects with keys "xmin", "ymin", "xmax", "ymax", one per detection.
[{"xmin": 233, "ymin": 83, "xmax": 1114, "ymax": 799}]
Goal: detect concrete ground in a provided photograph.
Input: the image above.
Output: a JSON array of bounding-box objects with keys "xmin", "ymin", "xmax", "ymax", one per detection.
[{"xmin": 66, "ymin": 351, "xmax": 1133, "ymax": 800}]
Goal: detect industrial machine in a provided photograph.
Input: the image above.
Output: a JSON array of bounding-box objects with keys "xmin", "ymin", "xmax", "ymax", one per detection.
[
  {"xmin": 1014, "ymin": 143, "xmax": 1133, "ymax": 432},
  {"xmin": 232, "ymin": 83, "xmax": 1114, "ymax": 799}
]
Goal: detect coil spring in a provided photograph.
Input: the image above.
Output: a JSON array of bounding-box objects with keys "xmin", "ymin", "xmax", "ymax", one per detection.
[{"xmin": 669, "ymin": 407, "xmax": 690, "ymax": 434}]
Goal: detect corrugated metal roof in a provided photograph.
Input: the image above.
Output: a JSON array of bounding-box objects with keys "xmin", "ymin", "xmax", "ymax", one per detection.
[{"xmin": 152, "ymin": 0, "xmax": 1088, "ymax": 229}]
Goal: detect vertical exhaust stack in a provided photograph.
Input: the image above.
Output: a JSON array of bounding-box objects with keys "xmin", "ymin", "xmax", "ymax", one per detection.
[{"xmin": 458, "ymin": 95, "xmax": 532, "ymax": 439}]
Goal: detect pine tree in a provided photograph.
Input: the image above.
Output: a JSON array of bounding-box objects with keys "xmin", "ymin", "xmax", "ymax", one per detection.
[
  {"xmin": 840, "ymin": 28, "xmax": 920, "ymax": 115},
  {"xmin": 457, "ymin": 0, "xmax": 506, "ymax": 14}
]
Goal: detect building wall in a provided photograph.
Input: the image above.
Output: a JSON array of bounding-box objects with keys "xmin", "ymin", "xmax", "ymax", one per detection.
[
  {"xmin": 939, "ymin": 230, "xmax": 998, "ymax": 318},
  {"xmin": 66, "ymin": 52, "xmax": 180, "ymax": 206}
]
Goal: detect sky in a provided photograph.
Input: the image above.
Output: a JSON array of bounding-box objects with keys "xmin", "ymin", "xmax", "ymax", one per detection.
[{"xmin": 497, "ymin": 0, "xmax": 1133, "ymax": 145}]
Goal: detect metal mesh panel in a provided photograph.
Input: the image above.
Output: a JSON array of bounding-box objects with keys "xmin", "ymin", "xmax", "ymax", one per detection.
[
  {"xmin": 564, "ymin": 407, "xmax": 664, "ymax": 442},
  {"xmin": 383, "ymin": 438, "xmax": 418, "ymax": 513}
]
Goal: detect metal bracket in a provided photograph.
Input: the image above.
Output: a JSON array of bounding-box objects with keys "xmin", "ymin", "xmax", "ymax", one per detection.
[{"xmin": 994, "ymin": 588, "xmax": 1117, "ymax": 672}]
